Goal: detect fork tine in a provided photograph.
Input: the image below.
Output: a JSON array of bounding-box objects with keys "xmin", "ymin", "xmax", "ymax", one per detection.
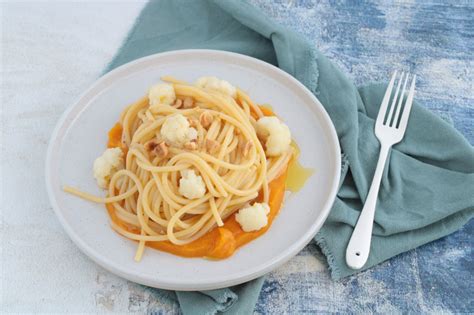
[
  {"xmin": 377, "ymin": 71, "xmax": 397, "ymax": 124},
  {"xmin": 385, "ymin": 72, "xmax": 404, "ymax": 125},
  {"xmin": 397, "ymin": 75, "xmax": 416, "ymax": 130},
  {"xmin": 392, "ymin": 73, "xmax": 410, "ymax": 127}
]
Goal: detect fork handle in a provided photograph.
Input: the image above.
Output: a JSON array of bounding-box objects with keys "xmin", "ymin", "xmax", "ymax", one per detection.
[{"xmin": 346, "ymin": 143, "xmax": 391, "ymax": 269}]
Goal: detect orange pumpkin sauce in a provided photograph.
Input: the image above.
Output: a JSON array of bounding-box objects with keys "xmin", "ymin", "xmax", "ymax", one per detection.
[{"xmin": 105, "ymin": 104, "xmax": 304, "ymax": 259}]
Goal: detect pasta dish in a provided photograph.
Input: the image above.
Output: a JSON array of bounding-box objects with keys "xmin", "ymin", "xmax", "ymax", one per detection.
[{"xmin": 64, "ymin": 76, "xmax": 311, "ymax": 261}]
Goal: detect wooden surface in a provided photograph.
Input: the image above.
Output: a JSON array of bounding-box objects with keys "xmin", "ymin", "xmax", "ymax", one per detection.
[{"xmin": 2, "ymin": 1, "xmax": 472, "ymax": 313}]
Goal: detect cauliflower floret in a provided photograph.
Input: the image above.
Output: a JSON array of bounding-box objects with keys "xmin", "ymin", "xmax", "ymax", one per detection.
[
  {"xmin": 196, "ymin": 76, "xmax": 236, "ymax": 98},
  {"xmin": 148, "ymin": 83, "xmax": 176, "ymax": 106},
  {"xmin": 93, "ymin": 147, "xmax": 124, "ymax": 189},
  {"xmin": 256, "ymin": 116, "xmax": 291, "ymax": 156},
  {"xmin": 235, "ymin": 203, "xmax": 270, "ymax": 232},
  {"xmin": 179, "ymin": 170, "xmax": 206, "ymax": 199},
  {"xmin": 160, "ymin": 114, "xmax": 197, "ymax": 147}
]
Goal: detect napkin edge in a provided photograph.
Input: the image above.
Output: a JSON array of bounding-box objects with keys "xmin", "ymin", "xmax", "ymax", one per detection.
[
  {"xmin": 102, "ymin": 2, "xmax": 147, "ymax": 74},
  {"xmin": 314, "ymin": 230, "xmax": 342, "ymax": 280}
]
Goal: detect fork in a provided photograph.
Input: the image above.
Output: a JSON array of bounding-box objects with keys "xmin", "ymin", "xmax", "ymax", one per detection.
[{"xmin": 345, "ymin": 71, "xmax": 416, "ymax": 270}]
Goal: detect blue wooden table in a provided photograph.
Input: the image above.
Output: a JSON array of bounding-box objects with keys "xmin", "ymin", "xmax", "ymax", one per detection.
[{"xmin": 248, "ymin": 1, "xmax": 473, "ymax": 313}]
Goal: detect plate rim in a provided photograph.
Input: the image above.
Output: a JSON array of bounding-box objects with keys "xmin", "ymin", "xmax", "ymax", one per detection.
[{"xmin": 45, "ymin": 49, "xmax": 341, "ymax": 291}]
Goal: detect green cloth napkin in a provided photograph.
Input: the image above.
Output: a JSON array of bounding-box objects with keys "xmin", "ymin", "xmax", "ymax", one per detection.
[{"xmin": 105, "ymin": 0, "xmax": 474, "ymax": 313}]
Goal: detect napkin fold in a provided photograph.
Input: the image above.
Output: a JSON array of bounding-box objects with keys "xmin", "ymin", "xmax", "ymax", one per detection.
[{"xmin": 105, "ymin": 0, "xmax": 474, "ymax": 313}]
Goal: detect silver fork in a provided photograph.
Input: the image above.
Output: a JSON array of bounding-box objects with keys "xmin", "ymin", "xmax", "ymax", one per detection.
[{"xmin": 346, "ymin": 71, "xmax": 416, "ymax": 269}]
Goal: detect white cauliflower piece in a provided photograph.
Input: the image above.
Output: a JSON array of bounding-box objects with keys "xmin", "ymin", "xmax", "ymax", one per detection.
[
  {"xmin": 196, "ymin": 76, "xmax": 237, "ymax": 98},
  {"xmin": 93, "ymin": 147, "xmax": 124, "ymax": 189},
  {"xmin": 256, "ymin": 116, "xmax": 291, "ymax": 156},
  {"xmin": 235, "ymin": 202, "xmax": 270, "ymax": 232},
  {"xmin": 179, "ymin": 170, "xmax": 206, "ymax": 199},
  {"xmin": 148, "ymin": 83, "xmax": 176, "ymax": 106},
  {"xmin": 160, "ymin": 114, "xmax": 197, "ymax": 147}
]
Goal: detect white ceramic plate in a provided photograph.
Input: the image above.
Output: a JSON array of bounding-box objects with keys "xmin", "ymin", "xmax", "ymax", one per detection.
[{"xmin": 46, "ymin": 50, "xmax": 340, "ymax": 291}]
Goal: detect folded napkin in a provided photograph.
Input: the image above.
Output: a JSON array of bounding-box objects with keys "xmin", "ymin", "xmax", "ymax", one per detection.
[{"xmin": 105, "ymin": 0, "xmax": 474, "ymax": 313}]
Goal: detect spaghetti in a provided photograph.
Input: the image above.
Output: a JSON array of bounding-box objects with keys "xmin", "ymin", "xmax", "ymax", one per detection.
[{"xmin": 65, "ymin": 77, "xmax": 294, "ymax": 261}]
